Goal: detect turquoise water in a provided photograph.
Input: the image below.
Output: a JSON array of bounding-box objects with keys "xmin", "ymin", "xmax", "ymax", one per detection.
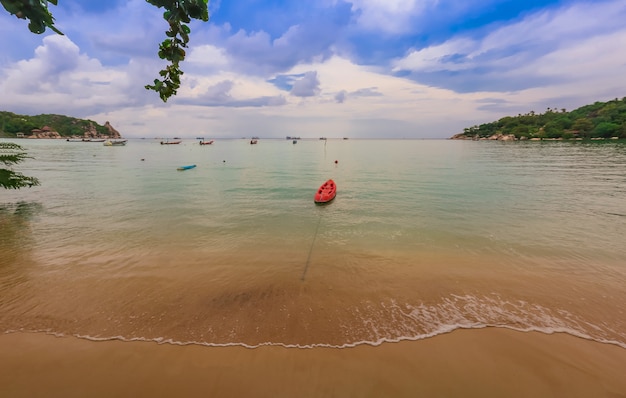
[{"xmin": 1, "ymin": 138, "xmax": 626, "ymax": 348}]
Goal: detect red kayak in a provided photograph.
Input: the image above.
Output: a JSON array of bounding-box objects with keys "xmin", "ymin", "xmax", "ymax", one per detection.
[{"xmin": 314, "ymin": 179, "xmax": 337, "ymax": 203}]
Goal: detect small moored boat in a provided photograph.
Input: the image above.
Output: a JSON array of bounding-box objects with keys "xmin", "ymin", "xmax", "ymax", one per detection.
[
  {"xmin": 103, "ymin": 139, "xmax": 127, "ymax": 146},
  {"xmin": 199, "ymin": 140, "xmax": 214, "ymax": 145},
  {"xmin": 177, "ymin": 164, "xmax": 196, "ymax": 171},
  {"xmin": 161, "ymin": 140, "xmax": 182, "ymax": 145},
  {"xmin": 314, "ymin": 179, "xmax": 336, "ymax": 204}
]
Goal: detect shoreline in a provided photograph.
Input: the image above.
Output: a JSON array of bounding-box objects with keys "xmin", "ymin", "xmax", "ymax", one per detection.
[
  {"xmin": 2, "ymin": 328, "xmax": 625, "ymax": 397},
  {"xmin": 5, "ymin": 324, "xmax": 626, "ymax": 350}
]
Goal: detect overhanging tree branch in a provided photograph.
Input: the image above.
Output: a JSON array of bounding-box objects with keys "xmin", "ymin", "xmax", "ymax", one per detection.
[
  {"xmin": 0, "ymin": 0, "xmax": 210, "ymax": 102},
  {"xmin": 0, "ymin": 142, "xmax": 40, "ymax": 190}
]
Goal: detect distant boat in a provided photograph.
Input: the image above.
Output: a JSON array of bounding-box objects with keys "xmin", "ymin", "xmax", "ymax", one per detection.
[
  {"xmin": 177, "ymin": 164, "xmax": 196, "ymax": 171},
  {"xmin": 103, "ymin": 139, "xmax": 127, "ymax": 146},
  {"xmin": 314, "ymin": 179, "xmax": 337, "ymax": 204},
  {"xmin": 250, "ymin": 139, "xmax": 258, "ymax": 144},
  {"xmin": 67, "ymin": 138, "xmax": 106, "ymax": 142},
  {"xmin": 199, "ymin": 140, "xmax": 214, "ymax": 145},
  {"xmin": 319, "ymin": 137, "xmax": 327, "ymax": 140},
  {"xmin": 293, "ymin": 140, "xmax": 297, "ymax": 144},
  {"xmin": 161, "ymin": 140, "xmax": 182, "ymax": 145}
]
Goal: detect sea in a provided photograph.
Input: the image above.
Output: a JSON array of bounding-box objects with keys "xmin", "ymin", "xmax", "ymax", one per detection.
[{"xmin": 1, "ymin": 138, "xmax": 625, "ymax": 349}]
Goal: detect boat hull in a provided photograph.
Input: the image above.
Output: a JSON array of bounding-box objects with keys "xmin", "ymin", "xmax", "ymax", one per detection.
[
  {"xmin": 104, "ymin": 140, "xmax": 127, "ymax": 146},
  {"xmin": 314, "ymin": 179, "xmax": 337, "ymax": 203}
]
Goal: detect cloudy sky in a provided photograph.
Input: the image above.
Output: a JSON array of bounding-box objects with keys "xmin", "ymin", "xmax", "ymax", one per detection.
[{"xmin": 1, "ymin": 0, "xmax": 625, "ymax": 139}]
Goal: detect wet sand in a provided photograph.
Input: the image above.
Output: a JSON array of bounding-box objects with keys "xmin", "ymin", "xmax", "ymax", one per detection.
[{"xmin": 2, "ymin": 329, "xmax": 625, "ymax": 397}]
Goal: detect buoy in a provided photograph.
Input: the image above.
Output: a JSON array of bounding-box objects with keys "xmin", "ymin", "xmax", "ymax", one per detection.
[{"xmin": 334, "ymin": 160, "xmax": 338, "ymax": 164}]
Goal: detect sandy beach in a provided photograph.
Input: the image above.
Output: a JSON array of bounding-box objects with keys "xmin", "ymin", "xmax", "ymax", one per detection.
[{"xmin": 2, "ymin": 328, "xmax": 625, "ymax": 397}]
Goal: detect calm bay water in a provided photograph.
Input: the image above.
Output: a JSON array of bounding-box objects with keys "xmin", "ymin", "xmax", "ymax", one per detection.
[{"xmin": 1, "ymin": 138, "xmax": 625, "ymax": 348}]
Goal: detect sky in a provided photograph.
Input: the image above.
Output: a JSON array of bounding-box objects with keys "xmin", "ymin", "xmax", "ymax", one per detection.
[{"xmin": 1, "ymin": 0, "xmax": 625, "ymax": 139}]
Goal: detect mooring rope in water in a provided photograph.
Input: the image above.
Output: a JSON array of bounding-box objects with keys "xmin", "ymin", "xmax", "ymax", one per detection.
[{"xmin": 301, "ymin": 213, "xmax": 323, "ymax": 281}]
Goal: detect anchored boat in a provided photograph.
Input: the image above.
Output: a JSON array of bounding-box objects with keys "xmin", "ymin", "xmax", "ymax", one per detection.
[
  {"xmin": 314, "ymin": 179, "xmax": 336, "ymax": 204},
  {"xmin": 103, "ymin": 139, "xmax": 127, "ymax": 146}
]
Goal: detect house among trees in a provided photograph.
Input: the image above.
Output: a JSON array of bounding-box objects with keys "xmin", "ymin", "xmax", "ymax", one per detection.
[{"xmin": 30, "ymin": 125, "xmax": 61, "ymax": 139}]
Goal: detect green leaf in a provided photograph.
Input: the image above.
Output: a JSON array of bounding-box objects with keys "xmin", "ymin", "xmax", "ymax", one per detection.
[{"xmin": 0, "ymin": 142, "xmax": 40, "ymax": 189}]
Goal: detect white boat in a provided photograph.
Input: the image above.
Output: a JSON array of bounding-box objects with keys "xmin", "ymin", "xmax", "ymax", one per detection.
[{"xmin": 103, "ymin": 139, "xmax": 127, "ymax": 146}]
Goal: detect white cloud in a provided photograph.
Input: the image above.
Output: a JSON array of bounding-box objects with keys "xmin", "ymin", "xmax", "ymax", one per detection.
[
  {"xmin": 186, "ymin": 45, "xmax": 230, "ymax": 70},
  {"xmin": 393, "ymin": 0, "xmax": 626, "ymax": 77},
  {"xmin": 0, "ymin": 35, "xmax": 154, "ymax": 115},
  {"xmin": 392, "ymin": 38, "xmax": 476, "ymax": 72},
  {"xmin": 350, "ymin": 0, "xmax": 436, "ymax": 34}
]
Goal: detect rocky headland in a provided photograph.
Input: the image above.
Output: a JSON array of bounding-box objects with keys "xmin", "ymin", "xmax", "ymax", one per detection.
[
  {"xmin": 0, "ymin": 111, "xmax": 123, "ymax": 139},
  {"xmin": 449, "ymin": 97, "xmax": 626, "ymax": 141},
  {"xmin": 28, "ymin": 121, "xmax": 122, "ymax": 139}
]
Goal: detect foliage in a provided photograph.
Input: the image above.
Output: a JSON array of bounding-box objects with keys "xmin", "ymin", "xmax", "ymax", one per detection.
[
  {"xmin": 144, "ymin": 0, "xmax": 210, "ymax": 102},
  {"xmin": 457, "ymin": 97, "xmax": 626, "ymax": 140},
  {"xmin": 0, "ymin": 0, "xmax": 62, "ymax": 34},
  {"xmin": 0, "ymin": 142, "xmax": 40, "ymax": 189},
  {"xmin": 0, "ymin": 111, "xmax": 109, "ymax": 137},
  {"xmin": 0, "ymin": 0, "xmax": 210, "ymax": 102}
]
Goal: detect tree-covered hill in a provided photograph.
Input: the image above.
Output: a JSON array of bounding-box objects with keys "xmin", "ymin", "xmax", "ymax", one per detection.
[
  {"xmin": 0, "ymin": 111, "xmax": 113, "ymax": 138},
  {"xmin": 451, "ymin": 97, "xmax": 626, "ymax": 140}
]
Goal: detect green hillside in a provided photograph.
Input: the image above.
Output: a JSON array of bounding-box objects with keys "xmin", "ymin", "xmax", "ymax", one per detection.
[
  {"xmin": 0, "ymin": 111, "xmax": 110, "ymax": 138},
  {"xmin": 452, "ymin": 97, "xmax": 626, "ymax": 140}
]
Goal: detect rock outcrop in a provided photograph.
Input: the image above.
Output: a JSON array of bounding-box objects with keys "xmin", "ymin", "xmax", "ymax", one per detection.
[
  {"xmin": 104, "ymin": 121, "xmax": 122, "ymax": 139},
  {"xmin": 29, "ymin": 126, "xmax": 61, "ymax": 139},
  {"xmin": 83, "ymin": 123, "xmax": 99, "ymax": 139},
  {"xmin": 449, "ymin": 133, "xmax": 478, "ymax": 140},
  {"xmin": 450, "ymin": 132, "xmax": 518, "ymax": 141},
  {"xmin": 486, "ymin": 133, "xmax": 517, "ymax": 141}
]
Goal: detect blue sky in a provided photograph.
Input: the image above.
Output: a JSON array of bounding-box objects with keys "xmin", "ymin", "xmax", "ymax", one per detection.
[{"xmin": 1, "ymin": 0, "xmax": 625, "ymax": 138}]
